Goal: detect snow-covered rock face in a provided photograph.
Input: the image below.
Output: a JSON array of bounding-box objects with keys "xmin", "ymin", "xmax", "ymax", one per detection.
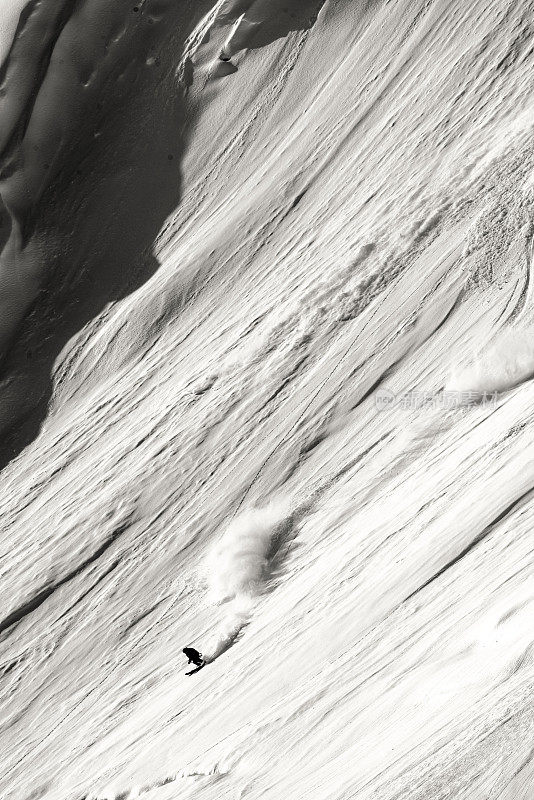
[{"xmin": 1, "ymin": 1, "xmax": 534, "ymax": 799}]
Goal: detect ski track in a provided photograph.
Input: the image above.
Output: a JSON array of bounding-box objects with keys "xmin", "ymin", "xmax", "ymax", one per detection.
[{"xmin": 1, "ymin": 0, "xmax": 534, "ymax": 798}]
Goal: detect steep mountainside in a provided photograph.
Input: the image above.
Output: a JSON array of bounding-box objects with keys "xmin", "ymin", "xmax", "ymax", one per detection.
[{"xmin": 1, "ymin": 2, "xmax": 534, "ymax": 799}]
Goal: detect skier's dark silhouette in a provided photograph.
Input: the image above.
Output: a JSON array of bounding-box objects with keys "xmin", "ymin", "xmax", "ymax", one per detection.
[{"xmin": 183, "ymin": 647, "xmax": 204, "ymax": 667}]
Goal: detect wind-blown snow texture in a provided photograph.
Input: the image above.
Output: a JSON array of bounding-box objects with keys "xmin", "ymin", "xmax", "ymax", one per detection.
[{"xmin": 1, "ymin": 1, "xmax": 534, "ymax": 798}]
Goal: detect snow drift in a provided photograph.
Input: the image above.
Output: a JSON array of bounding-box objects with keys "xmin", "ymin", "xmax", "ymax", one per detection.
[{"xmin": 446, "ymin": 327, "xmax": 534, "ymax": 397}]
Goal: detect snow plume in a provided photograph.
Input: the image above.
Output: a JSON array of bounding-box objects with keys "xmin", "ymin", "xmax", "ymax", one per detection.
[
  {"xmin": 446, "ymin": 326, "xmax": 534, "ymax": 397},
  {"xmin": 203, "ymin": 502, "xmax": 292, "ymax": 661}
]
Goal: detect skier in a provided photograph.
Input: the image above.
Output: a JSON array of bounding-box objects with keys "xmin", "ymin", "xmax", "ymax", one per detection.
[{"xmin": 183, "ymin": 647, "xmax": 205, "ymax": 675}]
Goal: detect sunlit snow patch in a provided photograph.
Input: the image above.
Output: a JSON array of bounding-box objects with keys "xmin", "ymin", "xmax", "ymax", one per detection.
[{"xmin": 446, "ymin": 326, "xmax": 534, "ymax": 398}]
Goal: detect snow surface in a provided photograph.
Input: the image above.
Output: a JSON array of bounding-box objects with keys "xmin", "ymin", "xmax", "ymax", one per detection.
[
  {"xmin": 0, "ymin": 0, "xmax": 26, "ymax": 65},
  {"xmin": 1, "ymin": 0, "xmax": 534, "ymax": 798}
]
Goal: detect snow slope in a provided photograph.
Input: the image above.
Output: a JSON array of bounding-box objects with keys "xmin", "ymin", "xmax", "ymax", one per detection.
[
  {"xmin": 0, "ymin": 1, "xmax": 27, "ymax": 65},
  {"xmin": 1, "ymin": 1, "xmax": 534, "ymax": 798}
]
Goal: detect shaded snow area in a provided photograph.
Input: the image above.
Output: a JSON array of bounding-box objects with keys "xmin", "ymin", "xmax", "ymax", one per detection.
[{"xmin": 1, "ymin": 0, "xmax": 534, "ymax": 798}]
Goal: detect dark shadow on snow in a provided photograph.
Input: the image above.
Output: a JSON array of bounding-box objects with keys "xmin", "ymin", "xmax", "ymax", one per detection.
[
  {"xmin": 0, "ymin": 0, "xmax": 326, "ymax": 472},
  {"xmin": 0, "ymin": 1, "xmax": 214, "ymax": 471}
]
